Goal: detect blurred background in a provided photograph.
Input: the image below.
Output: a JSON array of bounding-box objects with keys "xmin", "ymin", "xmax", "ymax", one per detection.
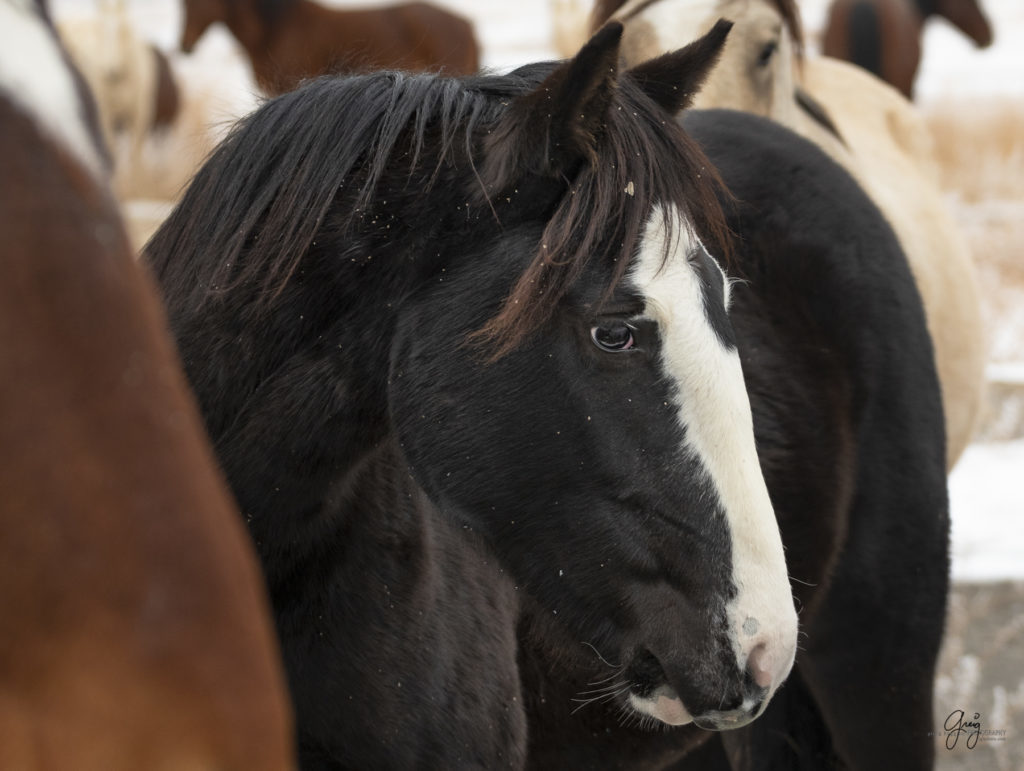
[{"xmin": 48, "ymin": 0, "xmax": 1024, "ymax": 766}]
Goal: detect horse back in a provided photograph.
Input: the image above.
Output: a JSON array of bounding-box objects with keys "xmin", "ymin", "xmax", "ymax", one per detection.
[
  {"xmin": 683, "ymin": 108, "xmax": 947, "ymax": 608},
  {"xmin": 261, "ymin": 0, "xmax": 479, "ymax": 92}
]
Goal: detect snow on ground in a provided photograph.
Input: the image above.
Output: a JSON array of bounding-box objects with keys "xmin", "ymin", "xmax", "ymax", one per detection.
[
  {"xmin": 950, "ymin": 439, "xmax": 1024, "ymax": 581},
  {"xmin": 51, "ymin": 0, "xmax": 1024, "ymax": 581}
]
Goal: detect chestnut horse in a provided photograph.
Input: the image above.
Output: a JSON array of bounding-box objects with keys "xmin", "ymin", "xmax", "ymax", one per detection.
[
  {"xmin": 823, "ymin": 0, "xmax": 993, "ymax": 99},
  {"xmin": 180, "ymin": 0, "xmax": 480, "ymax": 95},
  {"xmin": 0, "ymin": 1, "xmax": 294, "ymax": 768},
  {"xmin": 591, "ymin": 0, "xmax": 986, "ymax": 472}
]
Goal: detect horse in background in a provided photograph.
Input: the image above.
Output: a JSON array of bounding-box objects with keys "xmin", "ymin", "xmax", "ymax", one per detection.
[
  {"xmin": 180, "ymin": 0, "xmax": 480, "ymax": 95},
  {"xmin": 0, "ymin": 1, "xmax": 294, "ymax": 767},
  {"xmin": 823, "ymin": 0, "xmax": 993, "ymax": 99},
  {"xmin": 57, "ymin": 0, "xmax": 181, "ymax": 169},
  {"xmin": 591, "ymin": 0, "xmax": 986, "ymax": 473}
]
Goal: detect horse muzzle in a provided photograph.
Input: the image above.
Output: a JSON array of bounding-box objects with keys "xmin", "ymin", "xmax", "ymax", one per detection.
[{"xmin": 623, "ymin": 637, "xmax": 789, "ymax": 730}]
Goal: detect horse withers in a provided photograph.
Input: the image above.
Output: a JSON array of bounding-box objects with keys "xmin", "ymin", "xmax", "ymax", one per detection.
[
  {"xmin": 0, "ymin": 2, "xmax": 293, "ymax": 768},
  {"xmin": 146, "ymin": 21, "xmax": 802, "ymax": 768},
  {"xmin": 180, "ymin": 0, "xmax": 480, "ymax": 94}
]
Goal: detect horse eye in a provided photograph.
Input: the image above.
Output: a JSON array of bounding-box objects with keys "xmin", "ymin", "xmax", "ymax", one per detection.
[
  {"xmin": 757, "ymin": 40, "xmax": 778, "ymax": 67},
  {"xmin": 591, "ymin": 322, "xmax": 636, "ymax": 352}
]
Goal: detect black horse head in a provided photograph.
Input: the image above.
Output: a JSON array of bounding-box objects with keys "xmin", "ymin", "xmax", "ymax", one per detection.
[{"xmin": 148, "ymin": 20, "xmax": 798, "ymax": 763}]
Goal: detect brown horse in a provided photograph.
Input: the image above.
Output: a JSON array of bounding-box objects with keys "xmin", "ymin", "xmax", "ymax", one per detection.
[
  {"xmin": 822, "ymin": 0, "xmax": 993, "ymax": 99},
  {"xmin": 0, "ymin": 2, "xmax": 295, "ymax": 768},
  {"xmin": 180, "ymin": 0, "xmax": 480, "ymax": 95}
]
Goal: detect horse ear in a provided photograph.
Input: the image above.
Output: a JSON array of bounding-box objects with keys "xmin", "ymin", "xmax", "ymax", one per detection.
[
  {"xmin": 481, "ymin": 22, "xmax": 623, "ymax": 191},
  {"xmin": 627, "ymin": 19, "xmax": 733, "ymax": 115}
]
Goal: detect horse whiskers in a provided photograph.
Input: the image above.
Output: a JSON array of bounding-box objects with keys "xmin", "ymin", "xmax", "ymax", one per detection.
[
  {"xmin": 584, "ymin": 669, "xmax": 624, "ymax": 687},
  {"xmin": 575, "ymin": 680, "xmax": 630, "ymax": 697},
  {"xmin": 580, "ymin": 640, "xmax": 622, "ymax": 670},
  {"xmin": 615, "ymin": 702, "xmax": 662, "ymax": 733},
  {"xmin": 789, "ymin": 574, "xmax": 818, "ymax": 587},
  {"xmin": 570, "ymin": 683, "xmax": 630, "ymax": 715}
]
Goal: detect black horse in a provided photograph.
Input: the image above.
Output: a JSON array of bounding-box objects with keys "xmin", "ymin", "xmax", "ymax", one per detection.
[{"xmin": 146, "ymin": 21, "xmax": 947, "ymax": 771}]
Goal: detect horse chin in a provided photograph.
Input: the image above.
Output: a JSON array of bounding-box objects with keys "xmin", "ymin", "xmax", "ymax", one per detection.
[{"xmin": 627, "ymin": 686, "xmax": 694, "ymax": 726}]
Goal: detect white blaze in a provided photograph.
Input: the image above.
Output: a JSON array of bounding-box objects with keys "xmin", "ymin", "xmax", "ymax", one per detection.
[
  {"xmin": 629, "ymin": 206, "xmax": 798, "ymax": 708},
  {"xmin": 0, "ymin": 0, "xmax": 105, "ymax": 180}
]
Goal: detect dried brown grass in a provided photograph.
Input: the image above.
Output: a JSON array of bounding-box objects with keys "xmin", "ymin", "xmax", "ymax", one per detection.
[
  {"xmin": 925, "ymin": 98, "xmax": 1024, "ymax": 438},
  {"xmin": 926, "ymin": 99, "xmax": 1024, "ymax": 203}
]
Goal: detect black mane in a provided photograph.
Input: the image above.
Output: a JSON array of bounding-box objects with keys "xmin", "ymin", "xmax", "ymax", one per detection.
[{"xmin": 146, "ymin": 65, "xmax": 728, "ymax": 353}]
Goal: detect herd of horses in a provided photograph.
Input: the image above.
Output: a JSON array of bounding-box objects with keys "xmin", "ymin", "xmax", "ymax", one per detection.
[
  {"xmin": 1, "ymin": 0, "xmax": 996, "ymax": 768},
  {"xmin": 58, "ymin": 0, "xmax": 995, "ymax": 160}
]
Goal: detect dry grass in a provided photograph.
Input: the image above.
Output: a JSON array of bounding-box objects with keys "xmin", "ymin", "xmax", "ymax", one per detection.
[
  {"xmin": 924, "ymin": 100, "xmax": 1024, "ymax": 331},
  {"xmin": 924, "ymin": 98, "xmax": 1024, "ymax": 439},
  {"xmin": 926, "ymin": 100, "xmax": 1024, "ymax": 203}
]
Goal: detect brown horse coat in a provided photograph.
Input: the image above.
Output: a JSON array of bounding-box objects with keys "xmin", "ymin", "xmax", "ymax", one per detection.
[
  {"xmin": 0, "ymin": 5, "xmax": 294, "ymax": 768},
  {"xmin": 823, "ymin": 0, "xmax": 993, "ymax": 99},
  {"xmin": 181, "ymin": 0, "xmax": 480, "ymax": 95}
]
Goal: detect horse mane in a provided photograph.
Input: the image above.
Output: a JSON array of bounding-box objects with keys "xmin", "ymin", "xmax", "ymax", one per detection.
[
  {"xmin": 590, "ymin": 0, "xmax": 805, "ymax": 51},
  {"xmin": 912, "ymin": 0, "xmax": 938, "ymax": 18},
  {"xmin": 146, "ymin": 65, "xmax": 729, "ymax": 356}
]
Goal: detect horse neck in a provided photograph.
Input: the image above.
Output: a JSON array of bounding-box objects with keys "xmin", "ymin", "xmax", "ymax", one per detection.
[
  {"xmin": 222, "ymin": 0, "xmax": 285, "ymax": 61},
  {"xmin": 911, "ymin": 0, "xmax": 939, "ymax": 19},
  {"xmin": 933, "ymin": 0, "xmax": 992, "ymax": 45}
]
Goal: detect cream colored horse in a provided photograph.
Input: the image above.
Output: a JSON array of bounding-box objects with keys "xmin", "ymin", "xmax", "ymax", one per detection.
[
  {"xmin": 57, "ymin": 0, "xmax": 162, "ymax": 169},
  {"xmin": 593, "ymin": 0, "xmax": 984, "ymax": 470}
]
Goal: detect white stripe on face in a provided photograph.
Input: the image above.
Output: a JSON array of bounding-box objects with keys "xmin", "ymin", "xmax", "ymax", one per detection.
[
  {"xmin": 628, "ymin": 205, "xmax": 797, "ymax": 703},
  {"xmin": 0, "ymin": 0, "xmax": 105, "ymax": 180}
]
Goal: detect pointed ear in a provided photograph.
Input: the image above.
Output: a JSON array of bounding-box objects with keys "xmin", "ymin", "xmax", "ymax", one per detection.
[
  {"xmin": 480, "ymin": 22, "xmax": 623, "ymax": 193},
  {"xmin": 627, "ymin": 19, "xmax": 733, "ymax": 115}
]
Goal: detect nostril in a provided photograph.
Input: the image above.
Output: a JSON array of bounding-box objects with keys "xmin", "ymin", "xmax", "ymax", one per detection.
[
  {"xmin": 626, "ymin": 648, "xmax": 667, "ymax": 698},
  {"xmin": 746, "ymin": 643, "xmax": 773, "ymax": 690}
]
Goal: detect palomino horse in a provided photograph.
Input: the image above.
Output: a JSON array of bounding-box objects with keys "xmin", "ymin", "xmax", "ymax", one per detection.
[
  {"xmin": 145, "ymin": 19, "xmax": 948, "ymax": 770},
  {"xmin": 823, "ymin": 0, "xmax": 993, "ymax": 99},
  {"xmin": 592, "ymin": 0, "xmax": 985, "ymax": 473},
  {"xmin": 180, "ymin": 0, "xmax": 480, "ymax": 95},
  {"xmin": 57, "ymin": 0, "xmax": 181, "ymax": 168},
  {"xmin": 0, "ymin": 1, "xmax": 293, "ymax": 768}
]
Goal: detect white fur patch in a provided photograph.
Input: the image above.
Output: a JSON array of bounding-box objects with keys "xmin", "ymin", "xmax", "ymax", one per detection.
[
  {"xmin": 612, "ymin": 0, "xmax": 719, "ymax": 43},
  {"xmin": 629, "ymin": 206, "xmax": 798, "ymax": 704},
  {"xmin": 0, "ymin": 0, "xmax": 105, "ymax": 179},
  {"xmin": 629, "ymin": 686, "xmax": 693, "ymax": 726}
]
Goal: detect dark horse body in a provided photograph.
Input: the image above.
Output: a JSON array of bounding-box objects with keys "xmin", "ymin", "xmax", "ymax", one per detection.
[
  {"xmin": 823, "ymin": 0, "xmax": 993, "ymax": 98},
  {"xmin": 181, "ymin": 0, "xmax": 480, "ymax": 94},
  {"xmin": 0, "ymin": 1, "xmax": 293, "ymax": 767},
  {"xmin": 147, "ymin": 20, "xmax": 948, "ymax": 771}
]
